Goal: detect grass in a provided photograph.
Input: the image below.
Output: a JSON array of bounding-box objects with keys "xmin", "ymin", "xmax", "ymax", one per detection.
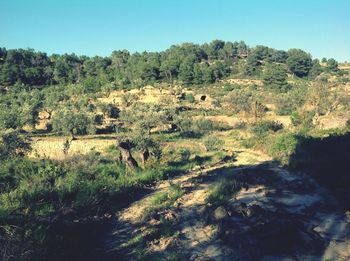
[
  {"xmin": 144, "ymin": 183, "xmax": 184, "ymax": 220},
  {"xmin": 0, "ymin": 152, "xmax": 182, "ymax": 261},
  {"xmin": 206, "ymin": 177, "xmax": 243, "ymax": 207}
]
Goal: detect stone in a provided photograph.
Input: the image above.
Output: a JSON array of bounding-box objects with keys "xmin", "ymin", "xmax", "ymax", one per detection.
[{"xmin": 214, "ymin": 206, "xmax": 228, "ymax": 221}]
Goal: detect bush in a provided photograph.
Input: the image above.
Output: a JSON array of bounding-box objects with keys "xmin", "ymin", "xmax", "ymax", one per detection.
[
  {"xmin": 251, "ymin": 121, "xmax": 283, "ymax": 136},
  {"xmin": 185, "ymin": 93, "xmax": 195, "ymax": 103},
  {"xmin": 275, "ymin": 86, "xmax": 307, "ymax": 116},
  {"xmin": 203, "ymin": 136, "xmax": 224, "ymax": 151},
  {"xmin": 222, "ymin": 84, "xmax": 237, "ymax": 92},
  {"xmin": 194, "ymin": 119, "xmax": 230, "ymax": 133},
  {"xmin": 290, "ymin": 111, "xmax": 302, "ymax": 126},
  {"xmin": 179, "ymin": 148, "xmax": 191, "ymax": 162},
  {"xmin": 268, "ymin": 133, "xmax": 298, "ymax": 165}
]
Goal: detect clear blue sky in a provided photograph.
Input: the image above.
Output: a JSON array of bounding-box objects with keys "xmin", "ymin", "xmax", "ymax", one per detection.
[{"xmin": 1, "ymin": 0, "xmax": 349, "ymax": 61}]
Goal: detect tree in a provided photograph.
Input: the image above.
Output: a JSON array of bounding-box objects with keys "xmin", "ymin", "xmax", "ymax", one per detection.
[
  {"xmin": 286, "ymin": 49, "xmax": 313, "ymax": 77},
  {"xmin": 205, "ymin": 40, "xmax": 225, "ymax": 60},
  {"xmin": 51, "ymin": 109, "xmax": 95, "ymax": 139},
  {"xmin": 326, "ymin": 58, "xmax": 339, "ymax": 72},
  {"xmin": 263, "ymin": 64, "xmax": 290, "ymax": 92},
  {"xmin": 133, "ymin": 133, "xmax": 161, "ymax": 165},
  {"xmin": 272, "ymin": 50, "xmax": 288, "ymax": 63},
  {"xmin": 179, "ymin": 56, "xmax": 195, "ymax": 85},
  {"xmin": 308, "ymin": 59, "xmax": 323, "ymax": 79},
  {"xmin": 227, "ymin": 90, "xmax": 266, "ymax": 122},
  {"xmin": 0, "ymin": 106, "xmax": 22, "ymax": 129},
  {"xmin": 244, "ymin": 52, "xmax": 261, "ymax": 76},
  {"xmin": 116, "ymin": 128, "xmax": 161, "ymax": 169},
  {"xmin": 116, "ymin": 138, "xmax": 139, "ymax": 169},
  {"xmin": 237, "ymin": 41, "xmax": 249, "ymax": 57}
]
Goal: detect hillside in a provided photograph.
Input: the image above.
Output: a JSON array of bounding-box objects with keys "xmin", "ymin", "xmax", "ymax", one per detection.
[{"xmin": 1, "ymin": 41, "xmax": 350, "ymax": 260}]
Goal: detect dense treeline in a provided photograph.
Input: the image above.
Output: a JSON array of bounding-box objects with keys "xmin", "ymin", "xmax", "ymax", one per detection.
[{"xmin": 0, "ymin": 40, "xmax": 340, "ymax": 90}]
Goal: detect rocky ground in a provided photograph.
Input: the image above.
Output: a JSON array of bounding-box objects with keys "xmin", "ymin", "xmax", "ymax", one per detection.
[{"xmin": 101, "ymin": 149, "xmax": 350, "ymax": 260}]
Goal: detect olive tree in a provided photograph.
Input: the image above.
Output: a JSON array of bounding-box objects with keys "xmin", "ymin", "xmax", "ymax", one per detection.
[{"xmin": 51, "ymin": 109, "xmax": 95, "ymax": 139}]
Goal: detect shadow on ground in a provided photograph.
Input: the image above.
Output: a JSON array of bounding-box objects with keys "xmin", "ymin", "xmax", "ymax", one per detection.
[{"xmin": 100, "ymin": 153, "xmax": 350, "ymax": 260}]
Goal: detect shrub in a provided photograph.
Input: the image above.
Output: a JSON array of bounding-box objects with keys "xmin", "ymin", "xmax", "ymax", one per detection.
[
  {"xmin": 185, "ymin": 93, "xmax": 195, "ymax": 103},
  {"xmin": 179, "ymin": 148, "xmax": 191, "ymax": 162},
  {"xmin": 275, "ymin": 86, "xmax": 307, "ymax": 116},
  {"xmin": 222, "ymin": 84, "xmax": 237, "ymax": 92},
  {"xmin": 203, "ymin": 136, "xmax": 224, "ymax": 151},
  {"xmin": 194, "ymin": 119, "xmax": 230, "ymax": 133},
  {"xmin": 290, "ymin": 111, "xmax": 302, "ymax": 126},
  {"xmin": 251, "ymin": 121, "xmax": 283, "ymax": 136},
  {"xmin": 268, "ymin": 133, "xmax": 298, "ymax": 165}
]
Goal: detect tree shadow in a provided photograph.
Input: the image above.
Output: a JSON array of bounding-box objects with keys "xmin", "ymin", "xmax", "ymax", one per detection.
[
  {"xmin": 100, "ymin": 158, "xmax": 349, "ymax": 260},
  {"xmin": 289, "ymin": 131, "xmax": 350, "ymax": 209}
]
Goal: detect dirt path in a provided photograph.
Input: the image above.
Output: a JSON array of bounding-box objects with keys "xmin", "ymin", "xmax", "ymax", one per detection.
[{"xmin": 101, "ymin": 149, "xmax": 350, "ymax": 260}]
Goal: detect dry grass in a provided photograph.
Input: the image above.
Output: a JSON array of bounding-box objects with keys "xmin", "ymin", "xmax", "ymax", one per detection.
[{"xmin": 223, "ymin": 78, "xmax": 263, "ymax": 86}]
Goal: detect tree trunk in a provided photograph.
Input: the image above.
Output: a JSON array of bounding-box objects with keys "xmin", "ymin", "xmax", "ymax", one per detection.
[
  {"xmin": 117, "ymin": 141, "xmax": 138, "ymax": 169},
  {"xmin": 70, "ymin": 129, "xmax": 76, "ymax": 140},
  {"xmin": 140, "ymin": 149, "xmax": 150, "ymax": 166}
]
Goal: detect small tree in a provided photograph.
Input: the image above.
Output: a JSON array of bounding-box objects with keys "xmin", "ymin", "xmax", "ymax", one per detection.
[
  {"xmin": 133, "ymin": 133, "xmax": 161, "ymax": 165},
  {"xmin": 263, "ymin": 64, "xmax": 290, "ymax": 92},
  {"xmin": 51, "ymin": 109, "xmax": 95, "ymax": 140},
  {"xmin": 116, "ymin": 133, "xmax": 161, "ymax": 169},
  {"xmin": 286, "ymin": 49, "xmax": 312, "ymax": 77},
  {"xmin": 116, "ymin": 138, "xmax": 139, "ymax": 170},
  {"xmin": 326, "ymin": 58, "xmax": 339, "ymax": 72},
  {"xmin": 228, "ymin": 90, "xmax": 266, "ymax": 122}
]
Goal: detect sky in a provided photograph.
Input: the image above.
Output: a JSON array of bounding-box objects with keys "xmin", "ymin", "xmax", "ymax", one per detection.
[{"xmin": 0, "ymin": 0, "xmax": 349, "ymax": 61}]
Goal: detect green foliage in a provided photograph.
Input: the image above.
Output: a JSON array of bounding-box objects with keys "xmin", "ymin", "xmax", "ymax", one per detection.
[
  {"xmin": 308, "ymin": 59, "xmax": 323, "ymax": 79},
  {"xmin": 251, "ymin": 121, "xmax": 283, "ymax": 136},
  {"xmin": 150, "ymin": 183, "xmax": 184, "ymax": 206},
  {"xmin": 275, "ymin": 85, "xmax": 308, "ymax": 115},
  {"xmin": 0, "ymin": 130, "xmax": 31, "ymax": 160},
  {"xmin": 184, "ymin": 93, "xmax": 195, "ymax": 103},
  {"xmin": 268, "ymin": 132, "xmax": 299, "ymax": 165},
  {"xmin": 290, "ymin": 111, "xmax": 302, "ymax": 126},
  {"xmin": 286, "ymin": 49, "xmax": 313, "ymax": 77},
  {"xmin": 222, "ymin": 83, "xmax": 236, "ymax": 92},
  {"xmin": 51, "ymin": 109, "xmax": 95, "ymax": 138},
  {"xmin": 206, "ymin": 178, "xmax": 242, "ymax": 206},
  {"xmin": 263, "ymin": 63, "xmax": 290, "ymax": 92},
  {"xmin": 326, "ymin": 58, "xmax": 339, "ymax": 72},
  {"xmin": 0, "ymin": 42, "xmax": 339, "ymax": 91},
  {"xmin": 203, "ymin": 136, "xmax": 224, "ymax": 151},
  {"xmin": 99, "ymin": 103, "xmax": 120, "ymax": 118},
  {"xmin": 0, "ymin": 153, "xmax": 169, "ymax": 261},
  {"xmin": 179, "ymin": 148, "xmax": 191, "ymax": 162}
]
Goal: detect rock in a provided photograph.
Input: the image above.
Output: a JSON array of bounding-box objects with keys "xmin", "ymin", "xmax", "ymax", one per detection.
[
  {"xmin": 214, "ymin": 206, "xmax": 228, "ymax": 221},
  {"xmin": 164, "ymin": 210, "xmax": 178, "ymax": 221},
  {"xmin": 191, "ymin": 165, "xmax": 202, "ymax": 171}
]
